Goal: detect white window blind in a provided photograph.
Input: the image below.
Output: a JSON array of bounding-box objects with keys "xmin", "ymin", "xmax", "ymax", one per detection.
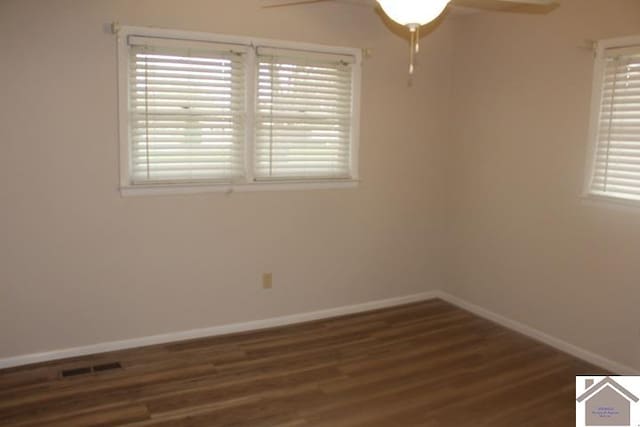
[
  {"xmin": 255, "ymin": 48, "xmax": 355, "ymax": 180},
  {"xmin": 589, "ymin": 44, "xmax": 640, "ymax": 201},
  {"xmin": 128, "ymin": 36, "xmax": 246, "ymax": 184},
  {"xmin": 119, "ymin": 27, "xmax": 361, "ymax": 194}
]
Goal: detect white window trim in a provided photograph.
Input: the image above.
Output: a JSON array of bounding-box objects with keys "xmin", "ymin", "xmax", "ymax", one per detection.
[
  {"xmin": 583, "ymin": 35, "xmax": 640, "ymax": 207},
  {"xmin": 116, "ymin": 25, "xmax": 362, "ymax": 196}
]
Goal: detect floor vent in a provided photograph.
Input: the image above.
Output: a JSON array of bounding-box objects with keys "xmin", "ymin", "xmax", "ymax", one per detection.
[
  {"xmin": 93, "ymin": 362, "xmax": 123, "ymax": 372},
  {"xmin": 60, "ymin": 362, "xmax": 122, "ymax": 378},
  {"xmin": 61, "ymin": 367, "xmax": 92, "ymax": 378}
]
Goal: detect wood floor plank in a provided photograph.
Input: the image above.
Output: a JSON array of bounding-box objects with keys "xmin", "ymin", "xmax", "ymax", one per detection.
[{"xmin": 0, "ymin": 299, "xmax": 607, "ymax": 426}]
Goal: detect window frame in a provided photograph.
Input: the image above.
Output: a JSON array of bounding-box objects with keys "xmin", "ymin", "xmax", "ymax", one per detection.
[
  {"xmin": 583, "ymin": 35, "xmax": 640, "ymax": 206},
  {"xmin": 116, "ymin": 25, "xmax": 361, "ymax": 196}
]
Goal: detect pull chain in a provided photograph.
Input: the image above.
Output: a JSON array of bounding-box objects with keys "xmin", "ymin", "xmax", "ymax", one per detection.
[
  {"xmin": 408, "ymin": 24, "xmax": 420, "ymax": 75},
  {"xmin": 409, "ymin": 28, "xmax": 415, "ymax": 75}
]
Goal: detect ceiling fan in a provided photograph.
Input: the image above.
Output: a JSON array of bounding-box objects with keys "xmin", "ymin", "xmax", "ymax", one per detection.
[{"xmin": 261, "ymin": 0, "xmax": 558, "ymax": 74}]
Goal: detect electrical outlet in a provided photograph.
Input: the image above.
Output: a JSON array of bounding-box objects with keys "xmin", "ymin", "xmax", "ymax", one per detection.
[{"xmin": 262, "ymin": 273, "xmax": 272, "ymax": 289}]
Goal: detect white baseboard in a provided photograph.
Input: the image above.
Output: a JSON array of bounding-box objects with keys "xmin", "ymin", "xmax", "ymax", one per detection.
[
  {"xmin": 435, "ymin": 291, "xmax": 639, "ymax": 376},
  {"xmin": 0, "ymin": 291, "xmax": 438, "ymax": 370},
  {"xmin": 1, "ymin": 289, "xmax": 637, "ymax": 375}
]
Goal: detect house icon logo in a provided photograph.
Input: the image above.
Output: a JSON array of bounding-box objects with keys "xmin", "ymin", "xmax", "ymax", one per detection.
[{"xmin": 576, "ymin": 376, "xmax": 639, "ymax": 426}]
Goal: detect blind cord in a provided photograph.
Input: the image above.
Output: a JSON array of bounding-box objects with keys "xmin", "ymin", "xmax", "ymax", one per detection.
[
  {"xmin": 603, "ymin": 59, "xmax": 620, "ymax": 192},
  {"xmin": 143, "ymin": 50, "xmax": 151, "ymax": 181},
  {"xmin": 269, "ymin": 58, "xmax": 275, "ymax": 178}
]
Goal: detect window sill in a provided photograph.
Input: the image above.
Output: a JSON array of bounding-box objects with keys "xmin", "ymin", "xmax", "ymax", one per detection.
[
  {"xmin": 120, "ymin": 179, "xmax": 359, "ymax": 197},
  {"xmin": 580, "ymin": 192, "xmax": 640, "ymax": 211}
]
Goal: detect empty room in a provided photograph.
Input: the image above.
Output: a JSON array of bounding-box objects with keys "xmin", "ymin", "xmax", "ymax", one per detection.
[{"xmin": 1, "ymin": 0, "xmax": 639, "ymax": 425}]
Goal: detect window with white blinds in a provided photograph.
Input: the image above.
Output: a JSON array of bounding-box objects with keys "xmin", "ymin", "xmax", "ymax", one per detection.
[
  {"xmin": 587, "ymin": 41, "xmax": 640, "ymax": 202},
  {"xmin": 118, "ymin": 27, "xmax": 361, "ymax": 194},
  {"xmin": 255, "ymin": 48, "xmax": 355, "ymax": 180},
  {"xmin": 128, "ymin": 37, "xmax": 246, "ymax": 184}
]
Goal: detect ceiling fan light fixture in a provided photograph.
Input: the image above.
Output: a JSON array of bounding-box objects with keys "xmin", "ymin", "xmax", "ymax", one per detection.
[
  {"xmin": 376, "ymin": 0, "xmax": 451, "ymax": 27},
  {"xmin": 376, "ymin": 0, "xmax": 451, "ymax": 75}
]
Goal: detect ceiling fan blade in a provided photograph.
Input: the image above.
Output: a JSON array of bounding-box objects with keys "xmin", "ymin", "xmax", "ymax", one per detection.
[
  {"xmin": 261, "ymin": 0, "xmax": 332, "ymax": 8},
  {"xmin": 450, "ymin": 0, "xmax": 558, "ymax": 13},
  {"xmin": 261, "ymin": 0, "xmax": 375, "ymax": 8},
  {"xmin": 491, "ymin": 0, "xmax": 557, "ymax": 3}
]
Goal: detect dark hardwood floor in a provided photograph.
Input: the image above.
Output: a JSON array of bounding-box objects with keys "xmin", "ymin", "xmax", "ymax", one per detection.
[{"xmin": 0, "ymin": 299, "xmax": 605, "ymax": 426}]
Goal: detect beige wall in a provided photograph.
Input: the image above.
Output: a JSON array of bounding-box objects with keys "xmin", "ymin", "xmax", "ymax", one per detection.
[
  {"xmin": 0, "ymin": 0, "xmax": 452, "ymax": 358},
  {"xmin": 448, "ymin": 0, "xmax": 640, "ymax": 371}
]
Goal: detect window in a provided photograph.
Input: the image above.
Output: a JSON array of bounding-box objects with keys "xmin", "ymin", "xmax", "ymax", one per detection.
[
  {"xmin": 128, "ymin": 37, "xmax": 247, "ymax": 184},
  {"xmin": 117, "ymin": 27, "xmax": 361, "ymax": 195},
  {"xmin": 255, "ymin": 48, "xmax": 355, "ymax": 180},
  {"xmin": 585, "ymin": 36, "xmax": 640, "ymax": 203}
]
